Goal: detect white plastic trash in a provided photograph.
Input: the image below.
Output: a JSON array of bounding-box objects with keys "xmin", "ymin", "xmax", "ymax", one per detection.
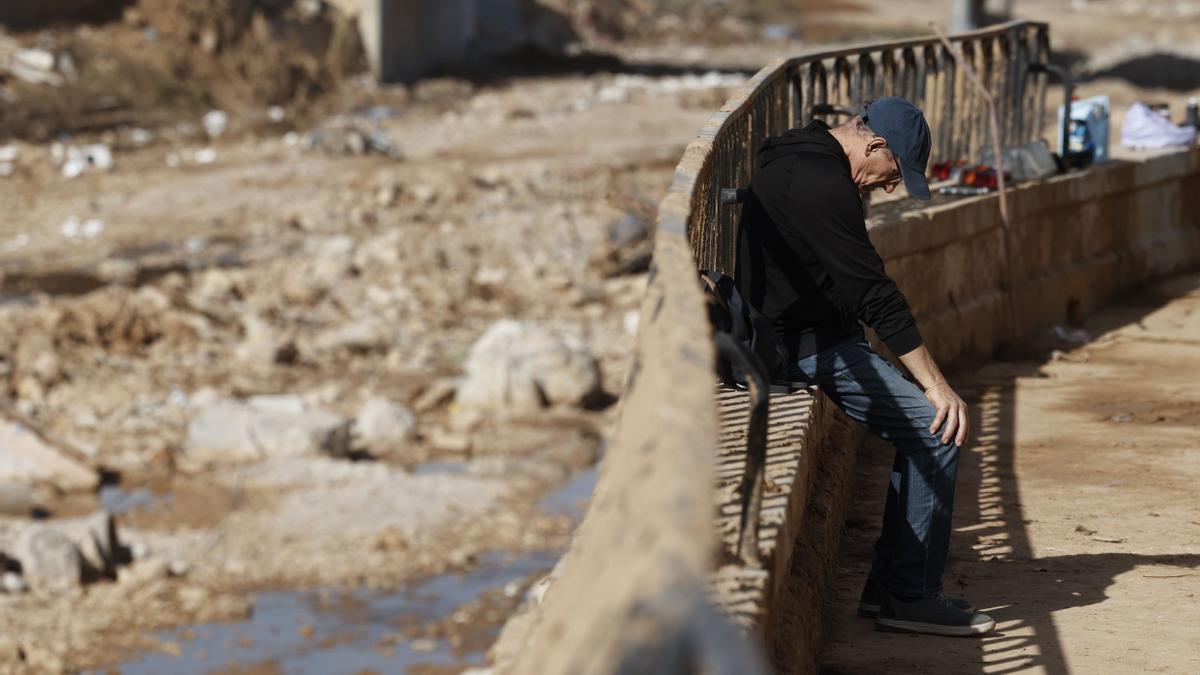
[
  {"xmin": 203, "ymin": 110, "xmax": 228, "ymax": 139},
  {"xmin": 60, "ymin": 144, "xmax": 114, "ymax": 178},
  {"xmin": 1121, "ymin": 102, "xmax": 1197, "ymax": 149}
]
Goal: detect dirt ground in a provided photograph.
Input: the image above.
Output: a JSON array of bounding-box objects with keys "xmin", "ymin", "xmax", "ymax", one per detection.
[
  {"xmin": 822, "ymin": 272, "xmax": 1200, "ymax": 674},
  {"xmin": 0, "ymin": 0, "xmax": 1198, "ymax": 672}
]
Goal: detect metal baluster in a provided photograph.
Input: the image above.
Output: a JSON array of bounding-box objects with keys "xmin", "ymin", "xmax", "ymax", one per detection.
[
  {"xmin": 881, "ymin": 50, "xmax": 898, "ymax": 97},
  {"xmin": 859, "ymin": 53, "xmax": 877, "ymax": 103}
]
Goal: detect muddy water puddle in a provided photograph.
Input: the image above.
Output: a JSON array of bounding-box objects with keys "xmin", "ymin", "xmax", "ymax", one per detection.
[
  {"xmin": 115, "ymin": 550, "xmax": 556, "ymax": 674},
  {"xmin": 100, "ymin": 484, "xmax": 175, "ymax": 515},
  {"xmin": 537, "ymin": 465, "xmax": 598, "ymax": 521},
  {"xmin": 113, "ymin": 465, "xmax": 599, "ymax": 673}
]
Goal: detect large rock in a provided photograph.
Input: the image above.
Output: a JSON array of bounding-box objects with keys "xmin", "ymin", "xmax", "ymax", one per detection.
[
  {"xmin": 0, "ymin": 482, "xmax": 36, "ymax": 515},
  {"xmin": 13, "ymin": 526, "xmax": 81, "ymax": 595},
  {"xmin": 57, "ymin": 510, "xmax": 121, "ymax": 579},
  {"xmin": 8, "ymin": 510, "xmax": 125, "ymax": 593},
  {"xmin": 354, "ymin": 397, "xmax": 416, "ymax": 455},
  {"xmin": 454, "ymin": 320, "xmax": 601, "ymax": 417},
  {"xmin": 183, "ymin": 395, "xmax": 352, "ymax": 466},
  {"xmin": 0, "ymin": 418, "xmax": 98, "ymax": 491}
]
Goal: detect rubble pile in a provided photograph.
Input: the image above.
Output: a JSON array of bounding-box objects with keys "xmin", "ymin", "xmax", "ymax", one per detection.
[{"xmin": 0, "ymin": 0, "xmax": 831, "ymax": 669}]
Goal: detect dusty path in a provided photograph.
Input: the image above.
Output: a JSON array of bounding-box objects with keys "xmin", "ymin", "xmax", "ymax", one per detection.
[{"xmin": 821, "ymin": 272, "xmax": 1200, "ymax": 674}]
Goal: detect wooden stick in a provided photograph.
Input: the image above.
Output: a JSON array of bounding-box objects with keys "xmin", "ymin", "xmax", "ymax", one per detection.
[
  {"xmin": 931, "ymin": 23, "xmax": 1021, "ymax": 340},
  {"xmin": 930, "ymin": 23, "xmax": 1010, "ymax": 227}
]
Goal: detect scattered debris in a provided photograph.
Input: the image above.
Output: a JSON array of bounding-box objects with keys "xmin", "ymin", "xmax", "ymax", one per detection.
[
  {"xmin": 166, "ymin": 148, "xmax": 219, "ymax": 167},
  {"xmin": 194, "ymin": 147, "xmax": 218, "ymax": 164},
  {"xmin": 1, "ymin": 571, "xmax": 28, "ymax": 594},
  {"xmin": 182, "ymin": 395, "xmax": 353, "ymax": 467},
  {"xmin": 234, "ymin": 315, "xmax": 299, "ymax": 367},
  {"xmin": 0, "ymin": 418, "xmax": 98, "ymax": 492},
  {"xmin": 413, "ymin": 378, "xmax": 460, "ymax": 413},
  {"xmin": 0, "ymin": 40, "xmax": 76, "ymax": 87},
  {"xmin": 0, "ymin": 144, "xmax": 17, "ymax": 177},
  {"xmin": 13, "ymin": 526, "xmax": 81, "ymax": 595},
  {"xmin": 354, "ymin": 397, "xmax": 417, "ymax": 455},
  {"xmin": 303, "ymin": 118, "xmax": 403, "ymax": 159},
  {"xmin": 60, "ymin": 144, "xmax": 114, "ymax": 178},
  {"xmin": 1052, "ymin": 325, "xmax": 1091, "ymax": 344},
  {"xmin": 202, "ymin": 110, "xmax": 229, "ymax": 139},
  {"xmin": 59, "ymin": 215, "xmax": 106, "ymax": 240},
  {"xmin": 593, "ymin": 71, "xmax": 748, "ymax": 105},
  {"xmin": 454, "ymin": 320, "xmax": 602, "ymax": 420},
  {"xmin": 129, "ymin": 128, "xmax": 154, "ymax": 147},
  {"xmin": 311, "ymin": 320, "xmax": 392, "ymax": 355}
]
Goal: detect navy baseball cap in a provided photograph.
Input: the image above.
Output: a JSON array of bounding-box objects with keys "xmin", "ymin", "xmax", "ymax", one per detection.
[{"xmin": 862, "ymin": 97, "xmax": 932, "ymax": 200}]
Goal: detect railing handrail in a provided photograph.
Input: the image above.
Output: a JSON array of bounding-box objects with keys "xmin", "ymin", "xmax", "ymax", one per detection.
[
  {"xmin": 779, "ymin": 19, "xmax": 1047, "ymax": 64},
  {"xmin": 671, "ymin": 20, "xmax": 1051, "ymax": 273}
]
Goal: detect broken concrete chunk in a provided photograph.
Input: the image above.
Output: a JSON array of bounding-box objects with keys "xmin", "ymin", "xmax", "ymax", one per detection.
[
  {"xmin": 0, "ymin": 418, "xmax": 98, "ymax": 492},
  {"xmin": 58, "ymin": 510, "xmax": 121, "ymax": 578},
  {"xmin": 0, "ymin": 482, "xmax": 36, "ymax": 515},
  {"xmin": 13, "ymin": 526, "xmax": 82, "ymax": 595},
  {"xmin": 183, "ymin": 396, "xmax": 352, "ymax": 466},
  {"xmin": 454, "ymin": 320, "xmax": 601, "ymax": 418},
  {"xmin": 355, "ymin": 397, "xmax": 416, "ymax": 454}
]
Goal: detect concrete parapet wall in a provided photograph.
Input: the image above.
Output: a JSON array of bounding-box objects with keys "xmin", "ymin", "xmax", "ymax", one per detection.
[
  {"xmin": 873, "ymin": 148, "xmax": 1200, "ymax": 365},
  {"xmin": 493, "ymin": 221, "xmax": 768, "ymax": 674},
  {"xmin": 358, "ymin": 0, "xmax": 476, "ymax": 82},
  {"xmin": 495, "ymin": 146, "xmax": 1199, "ymax": 673}
]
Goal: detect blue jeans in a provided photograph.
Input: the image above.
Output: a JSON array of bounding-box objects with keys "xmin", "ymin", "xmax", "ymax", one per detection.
[{"xmin": 786, "ymin": 330, "xmax": 959, "ymax": 597}]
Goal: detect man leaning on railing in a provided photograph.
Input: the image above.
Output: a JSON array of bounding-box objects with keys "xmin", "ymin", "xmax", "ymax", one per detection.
[{"xmin": 734, "ymin": 96, "xmax": 994, "ymax": 636}]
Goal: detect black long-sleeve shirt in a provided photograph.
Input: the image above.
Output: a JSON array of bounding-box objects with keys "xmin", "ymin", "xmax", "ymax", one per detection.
[{"xmin": 734, "ymin": 120, "xmax": 923, "ymax": 359}]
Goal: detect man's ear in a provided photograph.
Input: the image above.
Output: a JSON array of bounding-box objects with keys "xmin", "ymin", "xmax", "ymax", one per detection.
[{"xmin": 865, "ymin": 135, "xmax": 889, "ymax": 155}]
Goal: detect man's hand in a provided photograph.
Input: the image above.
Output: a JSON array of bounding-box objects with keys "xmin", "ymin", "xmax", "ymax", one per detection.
[{"xmin": 924, "ymin": 382, "xmax": 969, "ymax": 447}]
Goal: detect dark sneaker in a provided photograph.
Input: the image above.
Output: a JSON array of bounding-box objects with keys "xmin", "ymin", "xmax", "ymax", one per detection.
[
  {"xmin": 875, "ymin": 593, "xmax": 995, "ymax": 636},
  {"xmin": 857, "ymin": 578, "xmax": 974, "ymax": 618}
]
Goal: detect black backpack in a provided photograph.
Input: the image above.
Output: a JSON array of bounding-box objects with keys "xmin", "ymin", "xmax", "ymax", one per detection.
[{"xmin": 700, "ymin": 270, "xmax": 786, "ymax": 387}]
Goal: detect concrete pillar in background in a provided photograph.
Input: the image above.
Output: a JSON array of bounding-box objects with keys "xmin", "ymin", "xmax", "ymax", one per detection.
[
  {"xmin": 948, "ymin": 0, "xmax": 984, "ymax": 33},
  {"xmin": 984, "ymin": 0, "xmax": 1013, "ymax": 22},
  {"xmin": 359, "ymin": 0, "xmax": 476, "ymax": 83}
]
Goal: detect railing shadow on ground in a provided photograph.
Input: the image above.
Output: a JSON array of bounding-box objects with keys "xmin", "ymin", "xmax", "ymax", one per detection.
[{"xmin": 820, "ymin": 279, "xmax": 1200, "ymax": 674}]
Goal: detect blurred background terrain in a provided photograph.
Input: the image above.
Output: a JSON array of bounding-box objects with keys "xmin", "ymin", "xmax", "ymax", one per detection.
[{"xmin": 0, "ymin": 1, "xmax": 1198, "ymax": 671}]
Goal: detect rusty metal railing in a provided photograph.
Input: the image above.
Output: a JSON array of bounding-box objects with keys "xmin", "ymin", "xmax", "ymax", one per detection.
[{"xmin": 688, "ymin": 20, "xmax": 1050, "ymax": 274}]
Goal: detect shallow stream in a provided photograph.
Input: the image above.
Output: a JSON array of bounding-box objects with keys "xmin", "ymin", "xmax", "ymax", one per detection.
[{"xmin": 111, "ymin": 463, "xmax": 599, "ymax": 673}]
